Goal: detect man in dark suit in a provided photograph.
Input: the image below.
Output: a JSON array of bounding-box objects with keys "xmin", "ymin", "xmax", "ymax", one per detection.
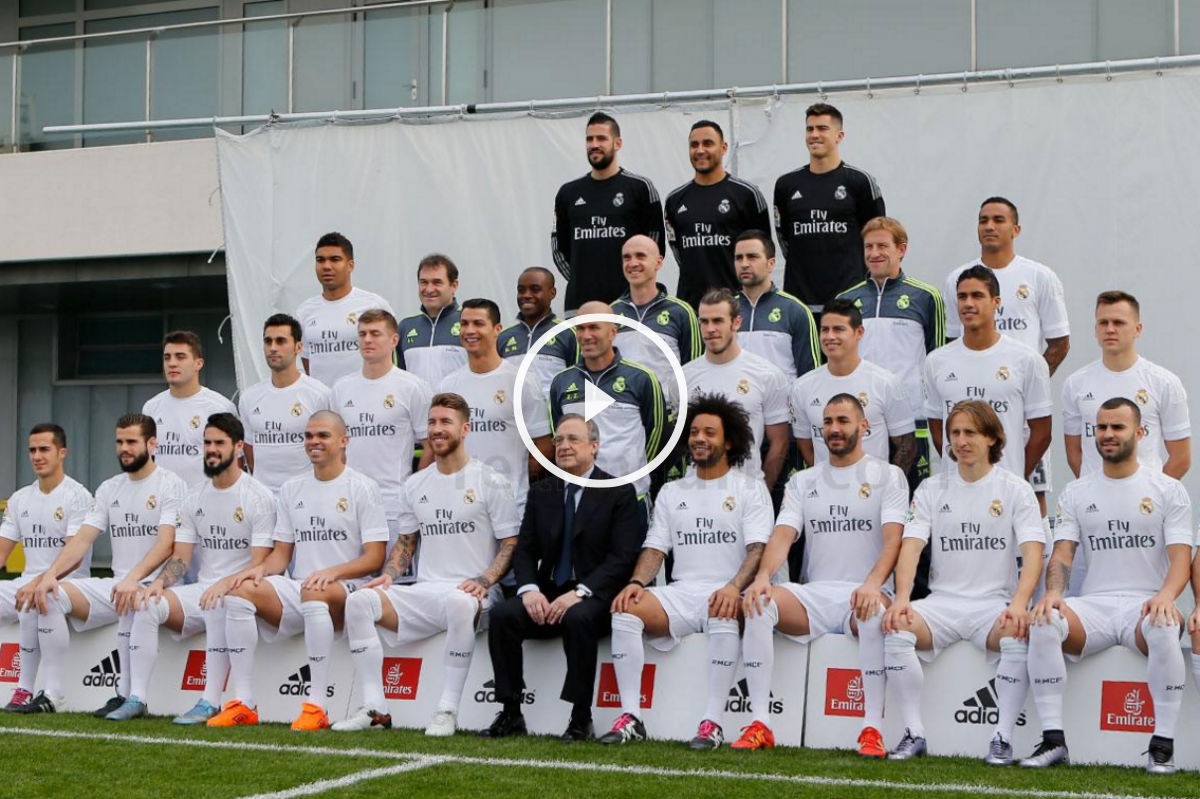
[{"xmin": 482, "ymin": 413, "xmax": 641, "ymax": 741}]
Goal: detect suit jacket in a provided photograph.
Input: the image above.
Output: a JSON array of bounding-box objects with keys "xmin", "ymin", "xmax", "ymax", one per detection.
[{"xmin": 513, "ymin": 466, "xmax": 641, "ymax": 603}]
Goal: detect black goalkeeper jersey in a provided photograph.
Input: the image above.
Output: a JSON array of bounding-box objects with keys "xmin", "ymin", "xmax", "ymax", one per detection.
[
  {"xmin": 772, "ymin": 162, "xmax": 885, "ymax": 309},
  {"xmin": 664, "ymin": 174, "xmax": 771, "ymax": 310},
  {"xmin": 552, "ymin": 168, "xmax": 665, "ymax": 312}
]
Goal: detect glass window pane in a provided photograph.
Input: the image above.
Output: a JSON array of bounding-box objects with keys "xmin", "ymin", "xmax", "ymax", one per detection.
[
  {"xmin": 152, "ymin": 21, "xmax": 220, "ymax": 141},
  {"xmin": 714, "ymin": 0, "xmax": 780, "ymax": 88},
  {"xmin": 1183, "ymin": 0, "xmax": 1200, "ymax": 54},
  {"xmin": 18, "ymin": 22, "xmax": 76, "ymax": 151},
  {"xmin": 445, "ymin": 0, "xmax": 484, "ymax": 105},
  {"xmin": 489, "ymin": 0, "xmax": 606, "ymax": 103},
  {"xmin": 1096, "ymin": 0, "xmax": 1172, "ymax": 60},
  {"xmin": 977, "ymin": 0, "xmax": 1095, "ymax": 69},
  {"xmin": 0, "ymin": 53, "xmax": 13, "ymax": 150},
  {"xmin": 364, "ymin": 6, "xmax": 424, "ymax": 109},
  {"xmin": 611, "ymin": 0, "xmax": 651, "ymax": 95},
  {"xmin": 242, "ymin": 1, "xmax": 287, "ymax": 116},
  {"xmin": 787, "ymin": 0, "xmax": 970, "ymax": 82},
  {"xmin": 19, "ymin": 0, "xmax": 75, "ymax": 16},
  {"xmin": 651, "ymin": 0, "xmax": 713, "ymax": 91},
  {"xmin": 292, "ymin": 13, "xmax": 351, "ymax": 112}
]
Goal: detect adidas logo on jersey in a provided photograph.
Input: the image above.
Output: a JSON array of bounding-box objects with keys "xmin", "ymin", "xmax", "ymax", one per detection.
[
  {"xmin": 252, "ymin": 407, "xmax": 262, "ymax": 415},
  {"xmin": 1085, "ymin": 503, "xmax": 1100, "ymax": 513},
  {"xmin": 955, "ymin": 678, "xmax": 1026, "ymax": 727},
  {"xmin": 725, "ymin": 677, "xmax": 782, "ymax": 715},
  {"xmin": 82, "ymin": 649, "xmax": 121, "ymax": 688},
  {"xmin": 111, "ymin": 500, "xmax": 121, "ymax": 507},
  {"xmin": 677, "ymin": 204, "xmax": 688, "ymax": 213},
  {"xmin": 19, "ymin": 510, "xmax": 28, "ymax": 518},
  {"xmin": 791, "ymin": 190, "xmax": 802, "ymax": 200},
  {"xmin": 938, "ymin": 503, "xmax": 952, "ymax": 513},
  {"xmin": 1083, "ymin": 392, "xmax": 1094, "ymax": 400},
  {"xmin": 574, "ymin": 197, "xmax": 587, "ymax": 206},
  {"xmin": 806, "ymin": 488, "xmax": 819, "ymax": 498},
  {"xmin": 810, "ymin": 397, "xmax": 822, "ymax": 406},
  {"xmin": 295, "ymin": 501, "xmax": 305, "ymax": 509},
  {"xmin": 419, "ymin": 495, "xmax": 429, "ymax": 504},
  {"xmin": 344, "ymin": 400, "xmax": 355, "ymax": 408},
  {"xmin": 945, "ymin": 372, "xmax": 958, "ymax": 382},
  {"xmin": 675, "ymin": 501, "xmax": 688, "ymax": 510},
  {"xmin": 195, "ymin": 508, "xmax": 205, "ymax": 517},
  {"xmin": 278, "ymin": 663, "xmax": 335, "ymax": 698}
]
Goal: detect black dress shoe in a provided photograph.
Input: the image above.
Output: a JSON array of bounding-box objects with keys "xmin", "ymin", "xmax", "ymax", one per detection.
[
  {"xmin": 479, "ymin": 709, "xmax": 527, "ymax": 738},
  {"xmin": 560, "ymin": 717, "xmax": 594, "ymax": 742}
]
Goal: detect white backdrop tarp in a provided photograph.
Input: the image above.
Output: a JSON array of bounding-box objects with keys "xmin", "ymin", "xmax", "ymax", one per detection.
[{"xmin": 218, "ymin": 67, "xmax": 1200, "ymax": 502}]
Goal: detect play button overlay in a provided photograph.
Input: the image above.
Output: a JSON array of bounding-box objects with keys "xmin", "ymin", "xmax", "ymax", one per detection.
[
  {"xmin": 583, "ymin": 379, "xmax": 616, "ymax": 422},
  {"xmin": 513, "ymin": 312, "xmax": 688, "ymax": 490}
]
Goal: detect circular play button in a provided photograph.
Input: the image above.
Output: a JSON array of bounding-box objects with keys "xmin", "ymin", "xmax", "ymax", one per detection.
[{"xmin": 513, "ymin": 312, "xmax": 688, "ymax": 489}]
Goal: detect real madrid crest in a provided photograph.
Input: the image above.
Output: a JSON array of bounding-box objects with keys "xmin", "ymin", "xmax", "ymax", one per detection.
[
  {"xmin": 736, "ymin": 379, "xmax": 750, "ymax": 395},
  {"xmin": 857, "ymin": 392, "xmax": 869, "ymax": 408},
  {"xmin": 996, "ymin": 366, "xmax": 1010, "ymax": 381},
  {"xmin": 613, "ymin": 192, "xmax": 625, "ymax": 207},
  {"xmin": 336, "ymin": 497, "xmax": 349, "ymax": 513},
  {"xmin": 1139, "ymin": 497, "xmax": 1154, "ymax": 515},
  {"xmin": 718, "ymin": 198, "xmax": 731, "ymax": 214},
  {"xmin": 346, "ymin": 312, "xmax": 359, "ymax": 326},
  {"xmin": 722, "ymin": 496, "xmax": 736, "ymax": 512},
  {"xmin": 834, "ymin": 185, "xmax": 847, "ymax": 200},
  {"xmin": 53, "ymin": 506, "xmax": 64, "ymax": 521},
  {"xmin": 858, "ymin": 483, "xmax": 871, "ymax": 499},
  {"xmin": 146, "ymin": 494, "xmax": 158, "ymax": 510},
  {"xmin": 383, "ymin": 394, "xmax": 396, "ymax": 409},
  {"xmin": 291, "ymin": 402, "xmax": 303, "ymax": 417},
  {"xmin": 1016, "ymin": 284, "xmax": 1031, "ymax": 300},
  {"xmin": 189, "ymin": 415, "xmax": 202, "ymax": 430},
  {"xmin": 493, "ymin": 389, "xmax": 506, "ymax": 405},
  {"xmin": 233, "ymin": 506, "xmax": 245, "ymax": 523},
  {"xmin": 1135, "ymin": 389, "xmax": 1149, "ymax": 405},
  {"xmin": 464, "ymin": 488, "xmax": 477, "ymax": 504},
  {"xmin": 989, "ymin": 499, "xmax": 1003, "ymax": 517}
]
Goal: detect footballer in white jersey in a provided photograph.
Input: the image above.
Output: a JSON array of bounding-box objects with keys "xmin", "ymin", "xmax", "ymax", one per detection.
[
  {"xmin": 1026, "ymin": 399, "xmax": 1192, "ymax": 772},
  {"xmin": 792, "ymin": 299, "xmax": 916, "ymax": 472},
  {"xmin": 332, "ymin": 309, "xmax": 433, "ymax": 533},
  {"xmin": 18, "ymin": 414, "xmax": 184, "ymax": 716},
  {"xmin": 686, "ymin": 289, "xmax": 790, "ymax": 488},
  {"xmin": 945, "ymin": 199, "xmax": 1070, "ymax": 371},
  {"xmin": 335, "ymin": 393, "xmax": 520, "ymax": 736},
  {"xmin": 0, "ymin": 424, "xmax": 92, "ymax": 712},
  {"xmin": 924, "ymin": 267, "xmax": 1052, "ymax": 500},
  {"xmin": 109, "ymin": 413, "xmax": 277, "ymax": 723},
  {"xmin": 297, "ymin": 232, "xmax": 396, "ymax": 387},
  {"xmin": 1061, "ymin": 292, "xmax": 1190, "ymax": 480},
  {"xmin": 211, "ymin": 410, "xmax": 388, "ymax": 731},
  {"xmin": 143, "ymin": 332, "xmax": 237, "ymax": 487},
  {"xmin": 240, "ymin": 314, "xmax": 335, "ymax": 492},
  {"xmin": 882, "ymin": 400, "xmax": 1044, "ymax": 764},
  {"xmin": 741, "ymin": 395, "xmax": 907, "ymax": 754},
  {"xmin": 601, "ymin": 393, "xmax": 772, "ymax": 749},
  {"xmin": 439, "ymin": 299, "xmax": 553, "ymax": 516}
]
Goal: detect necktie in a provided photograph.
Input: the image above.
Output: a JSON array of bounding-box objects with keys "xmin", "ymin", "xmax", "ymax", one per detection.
[{"xmin": 555, "ymin": 484, "xmax": 580, "ymax": 586}]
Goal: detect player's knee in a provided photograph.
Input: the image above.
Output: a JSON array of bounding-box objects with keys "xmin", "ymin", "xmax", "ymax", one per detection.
[
  {"xmin": 225, "ymin": 595, "xmax": 257, "ymax": 622},
  {"xmin": 744, "ymin": 599, "xmax": 779, "ymax": 630},
  {"xmin": 344, "ymin": 589, "xmax": 382, "ymax": 636},
  {"xmin": 884, "ymin": 629, "xmax": 917, "ymax": 659},
  {"xmin": 1030, "ymin": 610, "xmax": 1068, "ymax": 649},
  {"xmin": 139, "ymin": 595, "xmax": 171, "ymax": 626},
  {"xmin": 611, "ymin": 611, "xmax": 644, "ymax": 637},
  {"xmin": 445, "ymin": 591, "xmax": 479, "ymax": 630},
  {"xmin": 999, "ymin": 636, "xmax": 1028, "ymax": 660},
  {"xmin": 1141, "ymin": 614, "xmax": 1181, "ymax": 651},
  {"xmin": 705, "ymin": 617, "xmax": 739, "ymax": 637}
]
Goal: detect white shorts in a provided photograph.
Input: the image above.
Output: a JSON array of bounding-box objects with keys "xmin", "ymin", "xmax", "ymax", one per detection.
[
  {"xmin": 258, "ymin": 575, "xmax": 363, "ymax": 643},
  {"xmin": 1065, "ymin": 594, "xmax": 1159, "ymax": 661},
  {"xmin": 645, "ymin": 582, "xmax": 723, "ymax": 652},
  {"xmin": 165, "ymin": 582, "xmax": 213, "ymax": 640},
  {"xmin": 0, "ymin": 575, "xmax": 35, "ymax": 622},
  {"xmin": 1029, "ymin": 457, "xmax": 1051, "ymax": 493},
  {"xmin": 64, "ymin": 577, "xmax": 121, "ymax": 632},
  {"xmin": 377, "ymin": 581, "xmax": 495, "ymax": 647},
  {"xmin": 780, "ymin": 580, "xmax": 882, "ymax": 643},
  {"xmin": 910, "ymin": 593, "xmax": 1006, "ymax": 662}
]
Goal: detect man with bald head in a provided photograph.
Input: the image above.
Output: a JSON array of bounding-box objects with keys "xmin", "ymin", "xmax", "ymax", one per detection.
[
  {"xmin": 499, "ymin": 267, "xmax": 579, "ymax": 396},
  {"xmin": 611, "ymin": 235, "xmax": 700, "ymax": 412},
  {"xmin": 549, "ymin": 300, "xmax": 668, "ymax": 522},
  {"xmin": 205, "ymin": 410, "xmax": 389, "ymax": 731}
]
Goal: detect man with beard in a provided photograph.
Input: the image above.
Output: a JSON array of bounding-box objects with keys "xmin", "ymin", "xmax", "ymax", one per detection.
[
  {"xmin": 738, "ymin": 395, "xmax": 907, "ymax": 754},
  {"xmin": 600, "ymin": 394, "xmax": 772, "ymax": 749},
  {"xmin": 664, "ymin": 120, "xmax": 771, "ymax": 310},
  {"xmin": 238, "ymin": 314, "xmax": 334, "ymax": 492},
  {"xmin": 103, "ymin": 414, "xmax": 277, "ymax": 724},
  {"xmin": 333, "ymin": 393, "xmax": 520, "ymax": 737},
  {"xmin": 205, "ymin": 411, "xmax": 388, "ymax": 731},
  {"xmin": 552, "ymin": 112, "xmax": 665, "ymax": 313},
  {"xmin": 498, "ymin": 267, "xmax": 579, "ymax": 396},
  {"xmin": 17, "ymin": 415, "xmax": 186, "ymax": 716},
  {"xmin": 735, "ymin": 230, "xmax": 820, "ymax": 381},
  {"xmin": 683, "ymin": 289, "xmax": 789, "ymax": 489},
  {"xmin": 1024, "ymin": 398, "xmax": 1191, "ymax": 773}
]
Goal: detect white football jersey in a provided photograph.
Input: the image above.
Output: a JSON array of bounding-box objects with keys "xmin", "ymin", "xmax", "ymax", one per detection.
[
  {"xmin": 274, "ymin": 467, "xmax": 390, "ymax": 581},
  {"xmin": 395, "ymin": 459, "xmax": 520, "ymax": 584},
  {"xmin": 1061, "ymin": 357, "xmax": 1190, "ymax": 476},
  {"xmin": 439, "ymin": 360, "xmax": 550, "ymax": 514},
  {"xmin": 644, "ymin": 470, "xmax": 773, "ymax": 584},
  {"xmin": 238, "ymin": 374, "xmax": 334, "ymax": 492},
  {"xmin": 789, "ymin": 360, "xmax": 915, "ymax": 464},
  {"xmin": 143, "ymin": 387, "xmax": 238, "ymax": 488},
  {"xmin": 683, "ymin": 350, "xmax": 790, "ymax": 477},
  {"xmin": 0, "ymin": 476, "xmax": 93, "ymax": 578},
  {"xmin": 176, "ymin": 472, "xmax": 277, "ymax": 584},
  {"xmin": 777, "ymin": 455, "xmax": 909, "ymax": 584},
  {"xmin": 84, "ymin": 467, "xmax": 187, "ymax": 581},
  {"xmin": 923, "ymin": 337, "xmax": 1052, "ymax": 479},
  {"xmin": 905, "ymin": 466, "xmax": 1043, "ymax": 600},
  {"xmin": 333, "ymin": 366, "xmax": 433, "ymax": 518},
  {"xmin": 296, "ymin": 287, "xmax": 396, "ymax": 387},
  {"xmin": 1055, "ymin": 467, "xmax": 1192, "ymax": 597},
  {"xmin": 945, "ymin": 255, "xmax": 1070, "ymax": 352}
]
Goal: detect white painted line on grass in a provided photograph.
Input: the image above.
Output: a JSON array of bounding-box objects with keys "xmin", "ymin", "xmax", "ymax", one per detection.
[
  {"xmin": 0, "ymin": 727, "xmax": 1177, "ymax": 799},
  {"xmin": 232, "ymin": 758, "xmax": 441, "ymax": 799}
]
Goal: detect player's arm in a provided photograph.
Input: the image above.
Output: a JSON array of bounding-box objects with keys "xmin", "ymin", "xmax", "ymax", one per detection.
[
  {"xmin": 889, "ymin": 431, "xmax": 917, "ymax": 474},
  {"xmin": 416, "ymin": 438, "xmax": 434, "ymax": 470},
  {"xmin": 242, "ymin": 444, "xmax": 255, "ymax": 474},
  {"xmin": 551, "ymin": 190, "xmax": 572, "ymax": 280},
  {"xmin": 0, "ymin": 537, "xmax": 15, "ymax": 570},
  {"xmin": 1163, "ymin": 438, "xmax": 1191, "ymax": 480},
  {"xmin": 458, "ymin": 536, "xmax": 518, "ymax": 600},
  {"xmin": 639, "ymin": 373, "xmax": 668, "ymax": 461},
  {"xmin": 744, "ymin": 523, "xmax": 797, "ymax": 615},
  {"xmin": 303, "ymin": 541, "xmax": 387, "ymax": 591},
  {"xmin": 22, "ymin": 522, "xmax": 100, "ymax": 612},
  {"xmin": 1042, "ymin": 336, "xmax": 1069, "ymax": 376},
  {"xmin": 642, "ymin": 182, "xmax": 666, "ymax": 247},
  {"xmin": 368, "ymin": 532, "xmax": 418, "ymax": 590},
  {"xmin": 199, "ymin": 544, "xmax": 274, "ymax": 609},
  {"xmin": 928, "ymin": 418, "xmax": 943, "ymax": 456},
  {"xmin": 1188, "ymin": 548, "xmax": 1200, "ymax": 635},
  {"xmin": 762, "ymin": 422, "xmax": 789, "ymax": 489},
  {"xmin": 114, "ymin": 520, "xmax": 178, "ymax": 614},
  {"xmin": 1144, "ymin": 543, "xmax": 1192, "ymax": 627},
  {"xmin": 852, "ymin": 521, "xmax": 903, "ymax": 621},
  {"xmin": 1023, "ymin": 415, "xmax": 1052, "ymax": 480},
  {"xmin": 709, "ymin": 542, "xmax": 765, "ymax": 619},
  {"xmin": 611, "ymin": 547, "xmax": 666, "ymax": 613},
  {"xmin": 881, "ymin": 536, "xmax": 925, "ymax": 633},
  {"xmin": 234, "ymin": 541, "xmax": 295, "ymax": 587},
  {"xmin": 772, "ymin": 181, "xmax": 789, "ymax": 260},
  {"xmin": 796, "ymin": 437, "xmax": 815, "ymax": 469},
  {"xmin": 146, "ymin": 541, "xmax": 196, "ymax": 600},
  {"xmin": 1064, "ymin": 434, "xmax": 1083, "ymax": 478},
  {"xmin": 924, "ymin": 289, "xmax": 947, "ymax": 352}
]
